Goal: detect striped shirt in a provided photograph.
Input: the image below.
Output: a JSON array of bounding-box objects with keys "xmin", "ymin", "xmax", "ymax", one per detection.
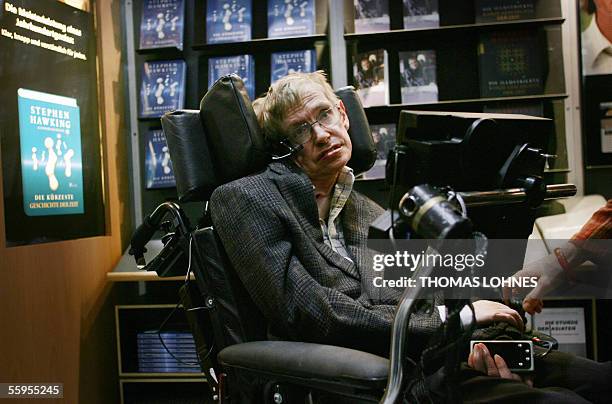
[{"xmin": 320, "ymin": 166, "xmax": 354, "ymax": 262}]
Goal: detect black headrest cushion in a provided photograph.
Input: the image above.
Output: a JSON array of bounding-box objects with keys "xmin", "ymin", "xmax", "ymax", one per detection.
[
  {"xmin": 336, "ymin": 86, "xmax": 377, "ymax": 174},
  {"xmin": 161, "ymin": 110, "xmax": 217, "ymax": 202},
  {"xmin": 199, "ymin": 75, "xmax": 270, "ymax": 185}
]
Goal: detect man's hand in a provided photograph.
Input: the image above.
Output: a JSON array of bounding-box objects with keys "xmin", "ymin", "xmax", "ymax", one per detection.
[
  {"xmin": 504, "ymin": 244, "xmax": 579, "ymax": 314},
  {"xmin": 472, "ymin": 300, "xmax": 524, "ymax": 331},
  {"xmin": 468, "ymin": 343, "xmax": 533, "ymax": 386}
]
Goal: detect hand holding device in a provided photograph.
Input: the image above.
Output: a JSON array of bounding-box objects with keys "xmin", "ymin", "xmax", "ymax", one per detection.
[{"xmin": 468, "ymin": 342, "xmax": 534, "ymax": 386}]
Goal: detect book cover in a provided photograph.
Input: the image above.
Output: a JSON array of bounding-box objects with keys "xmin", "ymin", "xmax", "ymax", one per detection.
[
  {"xmin": 353, "ymin": 0, "xmax": 390, "ymax": 33},
  {"xmin": 270, "ymin": 49, "xmax": 316, "ymax": 84},
  {"xmin": 399, "ymin": 50, "xmax": 438, "ymax": 104},
  {"xmin": 403, "ymin": 0, "xmax": 439, "ymax": 29},
  {"xmin": 600, "ymin": 102, "xmax": 612, "ymax": 154},
  {"xmin": 208, "ymin": 55, "xmax": 255, "ymax": 100},
  {"xmin": 353, "ymin": 49, "xmax": 389, "ymax": 107},
  {"xmin": 474, "ymin": 0, "xmax": 536, "ymax": 23},
  {"xmin": 360, "ymin": 123, "xmax": 396, "ymax": 180},
  {"xmin": 144, "ymin": 129, "xmax": 176, "ymax": 189},
  {"xmin": 139, "ymin": 0, "xmax": 185, "ymax": 50},
  {"xmin": 17, "ymin": 89, "xmax": 84, "ymax": 216},
  {"xmin": 206, "ymin": 0, "xmax": 252, "ymax": 44},
  {"xmin": 528, "ymin": 307, "xmax": 587, "ymax": 357},
  {"xmin": 477, "ymin": 30, "xmax": 546, "ymax": 98},
  {"xmin": 139, "ymin": 59, "xmax": 186, "ymax": 118},
  {"xmin": 268, "ymin": 0, "xmax": 315, "ymax": 38}
]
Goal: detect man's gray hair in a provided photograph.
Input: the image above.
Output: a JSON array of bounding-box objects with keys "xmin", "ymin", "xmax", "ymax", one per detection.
[{"xmin": 254, "ymin": 71, "xmax": 338, "ymax": 144}]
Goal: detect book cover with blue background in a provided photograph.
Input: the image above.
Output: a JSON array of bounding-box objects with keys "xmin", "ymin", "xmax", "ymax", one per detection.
[
  {"xmin": 206, "ymin": 0, "xmax": 252, "ymax": 44},
  {"xmin": 208, "ymin": 55, "xmax": 255, "ymax": 99},
  {"xmin": 271, "ymin": 49, "xmax": 316, "ymax": 84},
  {"xmin": 144, "ymin": 129, "xmax": 176, "ymax": 189},
  {"xmin": 139, "ymin": 0, "xmax": 185, "ymax": 50},
  {"xmin": 139, "ymin": 59, "xmax": 186, "ymax": 118},
  {"xmin": 18, "ymin": 89, "xmax": 84, "ymax": 216},
  {"xmin": 268, "ymin": 0, "xmax": 315, "ymax": 38}
]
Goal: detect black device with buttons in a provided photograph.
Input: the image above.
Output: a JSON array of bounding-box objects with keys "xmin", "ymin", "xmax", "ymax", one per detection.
[{"xmin": 470, "ymin": 340, "xmax": 535, "ymax": 372}]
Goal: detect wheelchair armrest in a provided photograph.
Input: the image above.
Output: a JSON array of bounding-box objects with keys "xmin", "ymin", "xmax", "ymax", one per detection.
[{"xmin": 218, "ymin": 341, "xmax": 388, "ymax": 389}]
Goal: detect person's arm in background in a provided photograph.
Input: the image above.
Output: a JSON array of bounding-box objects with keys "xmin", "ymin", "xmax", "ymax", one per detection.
[{"xmin": 509, "ymin": 200, "xmax": 612, "ymax": 314}]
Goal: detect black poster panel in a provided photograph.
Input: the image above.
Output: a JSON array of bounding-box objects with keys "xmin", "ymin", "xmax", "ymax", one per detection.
[{"xmin": 0, "ymin": 0, "xmax": 105, "ymax": 246}]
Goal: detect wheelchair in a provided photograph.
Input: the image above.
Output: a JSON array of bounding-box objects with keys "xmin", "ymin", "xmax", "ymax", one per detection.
[{"xmin": 129, "ymin": 75, "xmax": 575, "ymax": 403}]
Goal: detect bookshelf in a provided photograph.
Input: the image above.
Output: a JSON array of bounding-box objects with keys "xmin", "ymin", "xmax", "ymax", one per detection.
[
  {"xmin": 344, "ymin": 0, "xmax": 572, "ymax": 184},
  {"xmin": 124, "ymin": 0, "xmax": 330, "ymax": 226}
]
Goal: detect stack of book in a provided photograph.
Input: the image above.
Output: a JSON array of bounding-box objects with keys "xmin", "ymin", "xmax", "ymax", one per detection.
[{"xmin": 136, "ymin": 331, "xmax": 201, "ymax": 373}]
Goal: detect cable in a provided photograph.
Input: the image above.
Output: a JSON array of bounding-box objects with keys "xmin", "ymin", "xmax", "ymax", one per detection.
[
  {"xmin": 183, "ymin": 233, "xmax": 193, "ymax": 284},
  {"xmin": 150, "ymin": 300, "xmax": 215, "ymax": 367}
]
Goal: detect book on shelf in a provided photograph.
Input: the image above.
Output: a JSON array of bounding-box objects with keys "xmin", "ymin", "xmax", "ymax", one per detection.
[
  {"xmin": 477, "ymin": 29, "xmax": 546, "ymax": 98},
  {"xmin": 268, "ymin": 0, "xmax": 315, "ymax": 38},
  {"xmin": 270, "ymin": 49, "xmax": 317, "ymax": 84},
  {"xmin": 352, "ymin": 49, "xmax": 389, "ymax": 107},
  {"xmin": 483, "ymin": 101, "xmax": 544, "ymax": 117},
  {"xmin": 139, "ymin": 59, "xmax": 186, "ymax": 118},
  {"xmin": 399, "ymin": 50, "xmax": 438, "ymax": 104},
  {"xmin": 144, "ymin": 129, "xmax": 176, "ymax": 189},
  {"xmin": 474, "ymin": 0, "xmax": 536, "ymax": 24},
  {"xmin": 353, "ymin": 0, "xmax": 390, "ymax": 33},
  {"xmin": 139, "ymin": 0, "xmax": 185, "ymax": 50},
  {"xmin": 527, "ymin": 307, "xmax": 588, "ymax": 358},
  {"xmin": 600, "ymin": 101, "xmax": 612, "ymax": 154},
  {"xmin": 208, "ymin": 55, "xmax": 255, "ymax": 100},
  {"xmin": 403, "ymin": 0, "xmax": 439, "ymax": 29},
  {"xmin": 360, "ymin": 123, "xmax": 396, "ymax": 180},
  {"xmin": 206, "ymin": 0, "xmax": 252, "ymax": 44}
]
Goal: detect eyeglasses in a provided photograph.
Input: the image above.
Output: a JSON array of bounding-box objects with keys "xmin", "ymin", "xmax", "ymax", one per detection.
[{"xmin": 287, "ymin": 106, "xmax": 340, "ymax": 146}]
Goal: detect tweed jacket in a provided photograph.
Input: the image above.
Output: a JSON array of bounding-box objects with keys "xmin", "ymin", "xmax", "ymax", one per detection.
[{"xmin": 210, "ymin": 160, "xmax": 442, "ymax": 356}]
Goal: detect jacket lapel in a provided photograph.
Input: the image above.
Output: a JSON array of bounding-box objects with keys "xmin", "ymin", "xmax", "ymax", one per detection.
[{"xmin": 269, "ymin": 161, "xmax": 360, "ymax": 280}]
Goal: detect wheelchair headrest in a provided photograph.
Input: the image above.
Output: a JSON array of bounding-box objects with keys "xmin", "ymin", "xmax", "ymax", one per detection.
[{"xmin": 162, "ymin": 75, "xmax": 376, "ymax": 203}]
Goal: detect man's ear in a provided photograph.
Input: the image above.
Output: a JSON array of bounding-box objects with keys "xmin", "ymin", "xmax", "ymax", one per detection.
[{"xmin": 338, "ymin": 99, "xmax": 350, "ymax": 131}]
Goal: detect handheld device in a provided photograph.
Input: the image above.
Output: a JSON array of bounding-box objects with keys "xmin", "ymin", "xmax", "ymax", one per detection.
[{"xmin": 470, "ymin": 340, "xmax": 534, "ymax": 372}]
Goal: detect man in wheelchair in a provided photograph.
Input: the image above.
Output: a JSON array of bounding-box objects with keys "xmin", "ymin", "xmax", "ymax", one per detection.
[{"xmin": 208, "ymin": 72, "xmax": 610, "ymax": 402}]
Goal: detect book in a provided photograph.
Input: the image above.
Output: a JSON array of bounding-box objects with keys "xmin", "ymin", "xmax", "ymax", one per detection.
[
  {"xmin": 483, "ymin": 101, "xmax": 544, "ymax": 117},
  {"xmin": 360, "ymin": 123, "xmax": 396, "ymax": 180},
  {"xmin": 477, "ymin": 29, "xmax": 546, "ymax": 98},
  {"xmin": 139, "ymin": 59, "xmax": 186, "ymax": 118},
  {"xmin": 403, "ymin": 0, "xmax": 439, "ymax": 29},
  {"xmin": 267, "ymin": 0, "xmax": 315, "ymax": 38},
  {"xmin": 353, "ymin": 0, "xmax": 390, "ymax": 33},
  {"xmin": 600, "ymin": 102, "xmax": 612, "ymax": 154},
  {"xmin": 144, "ymin": 129, "xmax": 176, "ymax": 189},
  {"xmin": 399, "ymin": 50, "xmax": 438, "ymax": 104},
  {"xmin": 139, "ymin": 0, "xmax": 185, "ymax": 50},
  {"xmin": 527, "ymin": 307, "xmax": 588, "ymax": 357},
  {"xmin": 208, "ymin": 55, "xmax": 255, "ymax": 100},
  {"xmin": 474, "ymin": 0, "xmax": 536, "ymax": 23},
  {"xmin": 206, "ymin": 0, "xmax": 252, "ymax": 44},
  {"xmin": 352, "ymin": 49, "xmax": 389, "ymax": 107},
  {"xmin": 270, "ymin": 49, "xmax": 316, "ymax": 84},
  {"xmin": 17, "ymin": 88, "xmax": 84, "ymax": 216}
]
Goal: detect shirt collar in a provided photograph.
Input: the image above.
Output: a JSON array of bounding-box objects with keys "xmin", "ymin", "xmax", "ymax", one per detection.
[{"xmin": 582, "ymin": 18, "xmax": 612, "ymax": 69}]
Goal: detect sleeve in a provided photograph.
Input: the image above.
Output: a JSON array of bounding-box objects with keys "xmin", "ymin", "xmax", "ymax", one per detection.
[
  {"xmin": 210, "ymin": 183, "xmax": 442, "ymax": 357},
  {"xmin": 569, "ymin": 199, "xmax": 612, "ymax": 262}
]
